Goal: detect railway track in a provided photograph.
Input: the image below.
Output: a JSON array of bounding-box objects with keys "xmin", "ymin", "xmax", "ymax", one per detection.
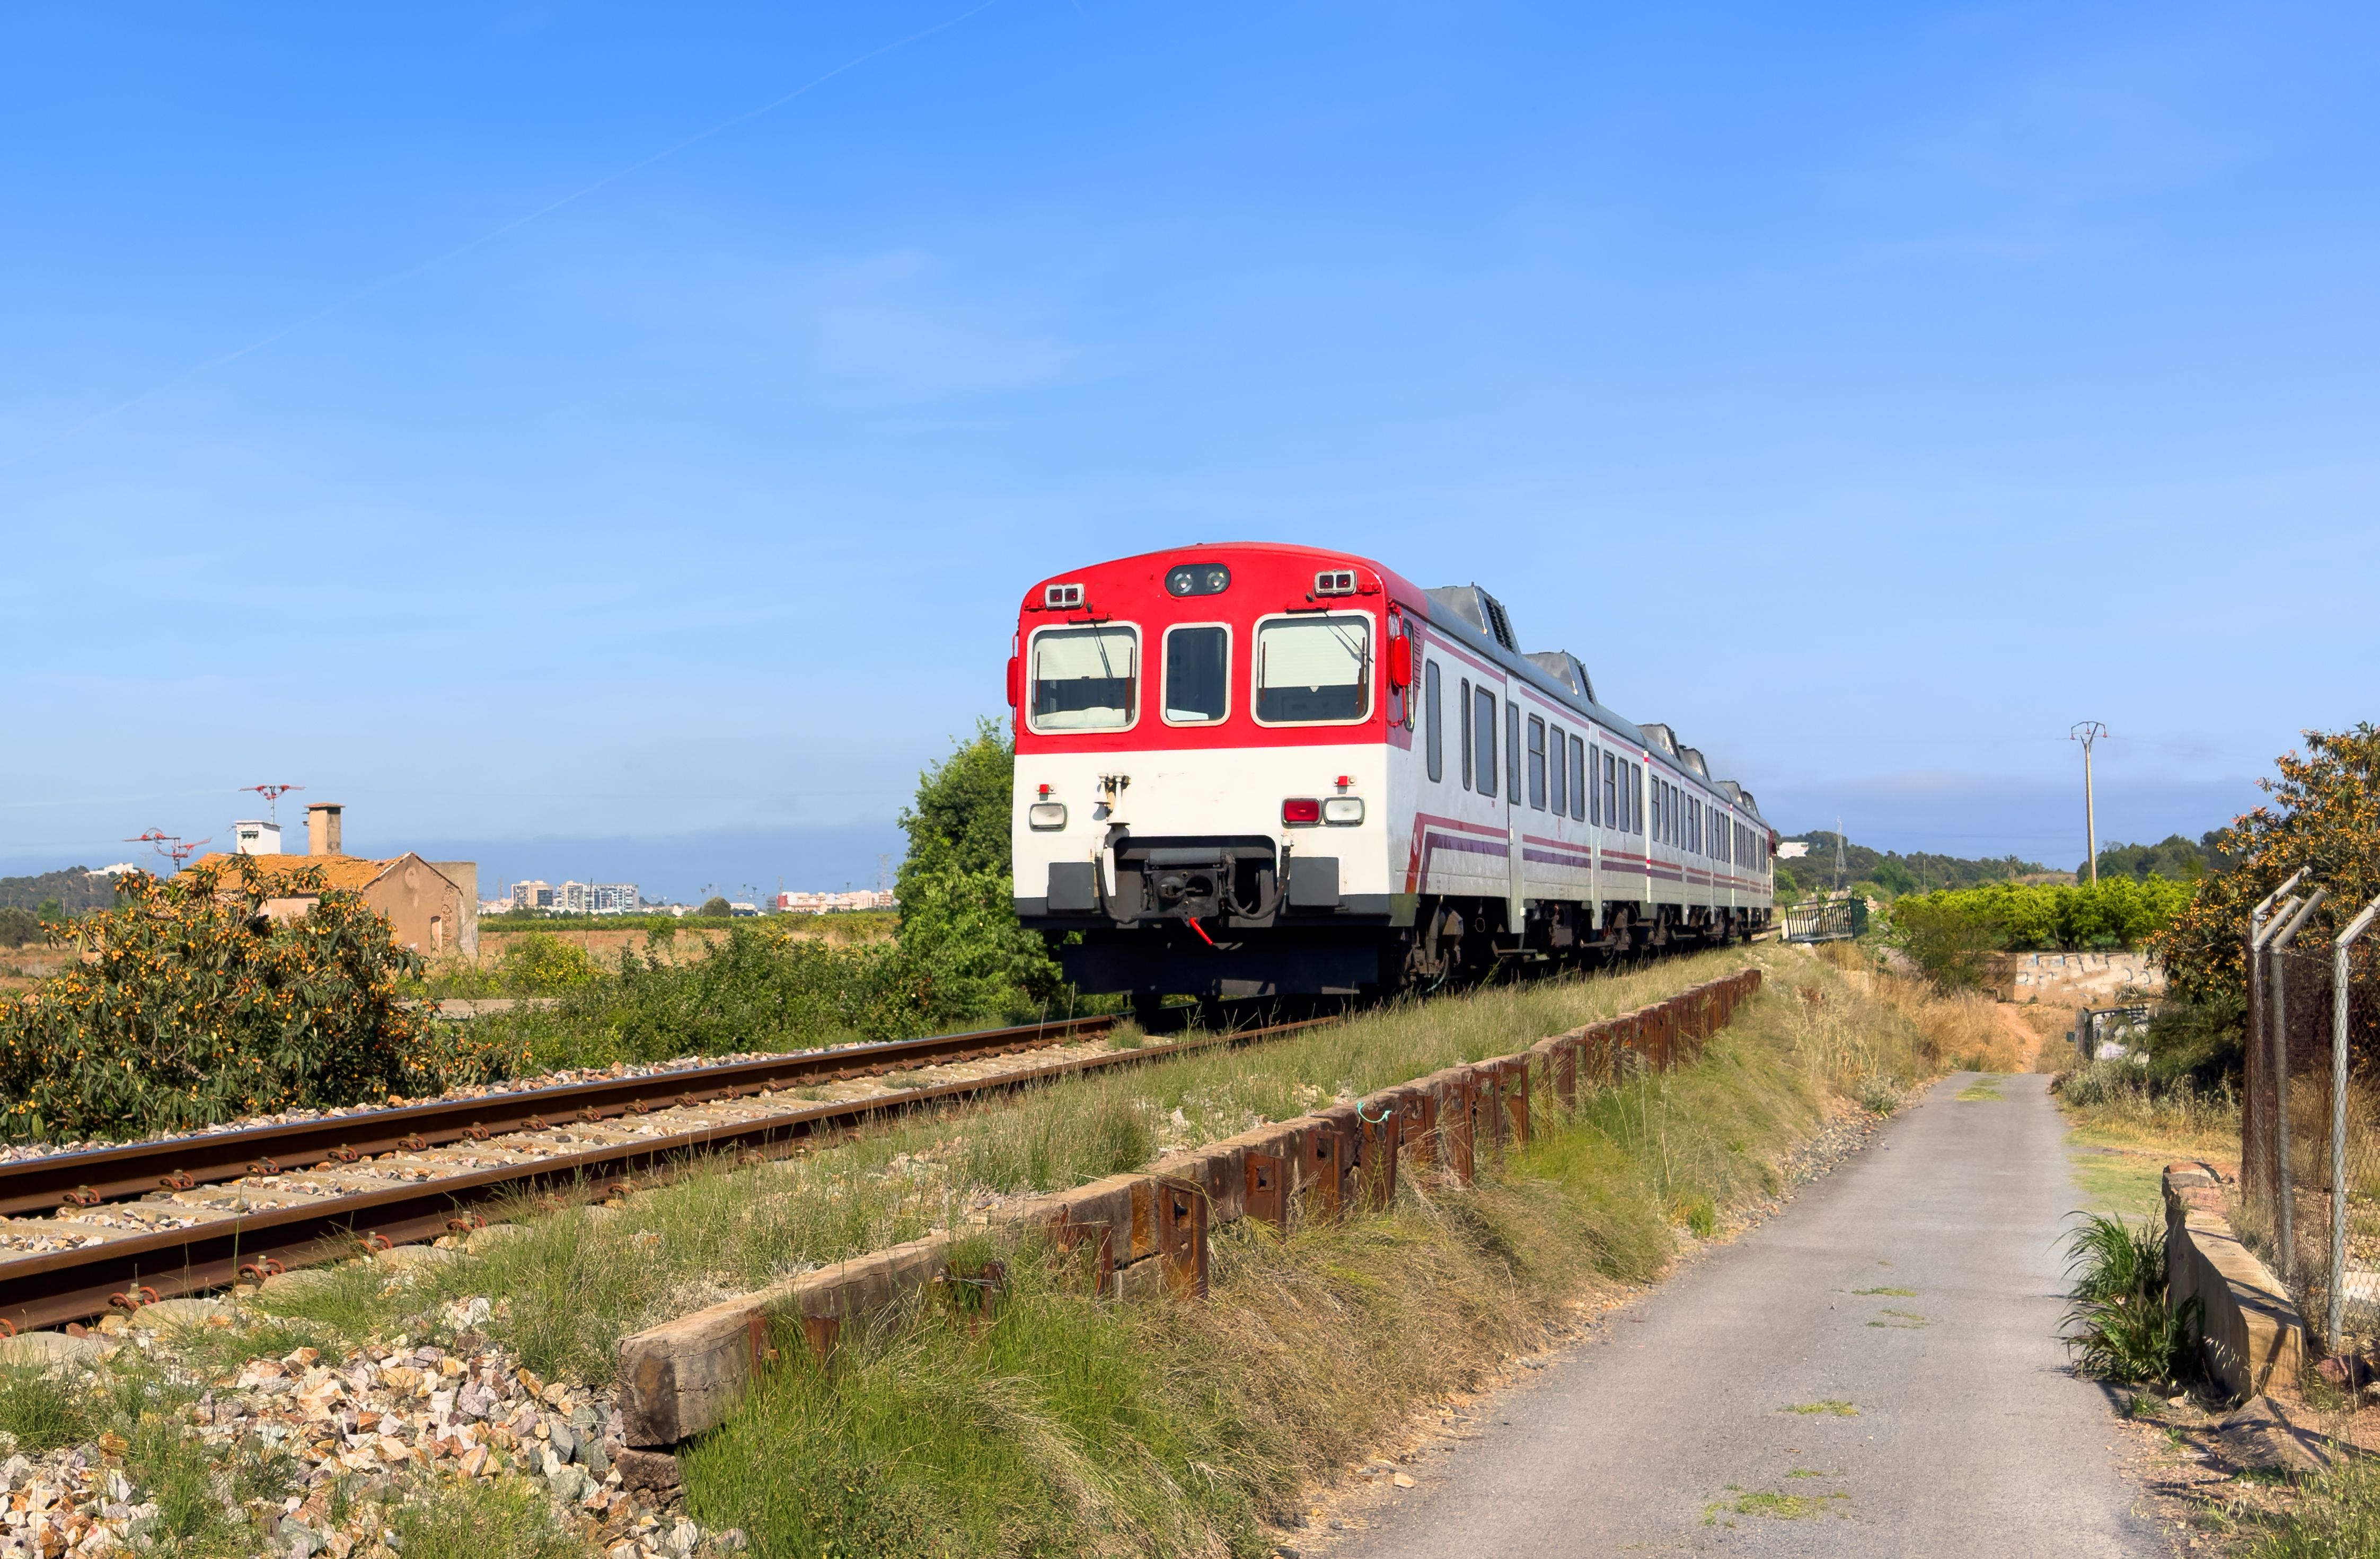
[{"xmin": 0, "ymin": 1004, "xmax": 1332, "ymax": 1335}]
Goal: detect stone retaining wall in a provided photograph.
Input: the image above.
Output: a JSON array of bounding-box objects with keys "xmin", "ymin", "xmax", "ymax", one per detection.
[{"xmin": 616, "ymin": 970, "xmax": 1763, "ymax": 1447}]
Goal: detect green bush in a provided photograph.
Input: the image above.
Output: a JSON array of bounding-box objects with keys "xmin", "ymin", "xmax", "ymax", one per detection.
[
  {"xmin": 493, "ymin": 932, "xmax": 602, "ymax": 994},
  {"xmin": 1885, "ymin": 878, "xmax": 2192, "ymax": 981},
  {"xmin": 0, "ymin": 860, "xmax": 520, "ymax": 1141},
  {"xmin": 2062, "ymin": 1212, "xmax": 2201, "ymax": 1386},
  {"xmin": 893, "ymin": 720, "xmax": 1062, "ymax": 1017}
]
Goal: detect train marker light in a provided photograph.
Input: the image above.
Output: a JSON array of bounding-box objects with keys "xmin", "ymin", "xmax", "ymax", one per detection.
[
  {"xmin": 1322, "ymin": 798, "xmax": 1365, "ymax": 825},
  {"xmin": 1028, "ymin": 803, "xmax": 1067, "ymax": 830},
  {"xmin": 1386, "ymin": 634, "xmax": 1412, "ymax": 689},
  {"xmin": 1313, "ymin": 570, "xmax": 1356, "ymax": 596},
  {"xmin": 1037, "ymin": 783, "xmax": 1053, "ymax": 797},
  {"xmin": 1006, "ymin": 657, "xmax": 1020, "ymax": 707},
  {"xmin": 1282, "ymin": 798, "xmax": 1322, "ymax": 825},
  {"xmin": 1044, "ymin": 583, "xmax": 1085, "ymax": 609}
]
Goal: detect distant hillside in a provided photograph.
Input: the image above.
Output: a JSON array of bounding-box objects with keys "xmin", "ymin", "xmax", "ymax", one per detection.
[
  {"xmin": 1778, "ymin": 832, "xmax": 2047, "ymax": 900},
  {"xmin": 0, "ymin": 867, "xmax": 130, "ymax": 915}
]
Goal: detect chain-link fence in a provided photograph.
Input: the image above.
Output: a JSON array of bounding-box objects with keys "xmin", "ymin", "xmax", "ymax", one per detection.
[{"xmin": 2238, "ymin": 893, "xmax": 2380, "ymax": 1354}]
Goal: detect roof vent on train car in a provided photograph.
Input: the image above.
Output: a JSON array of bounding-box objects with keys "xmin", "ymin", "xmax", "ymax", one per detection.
[
  {"xmin": 1523, "ymin": 650, "xmax": 1597, "ymax": 705},
  {"xmin": 1736, "ymin": 789, "xmax": 1760, "ymax": 819},
  {"xmin": 1423, "ymin": 584, "xmax": 1518, "ymax": 652},
  {"xmin": 1638, "ymin": 723, "xmax": 1679, "ymax": 758},
  {"xmin": 1716, "ymin": 780, "xmax": 1742, "ymax": 804},
  {"xmin": 1678, "ymin": 746, "xmax": 1710, "ymax": 779}
]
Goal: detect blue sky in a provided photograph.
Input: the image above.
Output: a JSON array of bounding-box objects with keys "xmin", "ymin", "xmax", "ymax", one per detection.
[{"xmin": 3, "ymin": 2, "xmax": 2373, "ymax": 899}]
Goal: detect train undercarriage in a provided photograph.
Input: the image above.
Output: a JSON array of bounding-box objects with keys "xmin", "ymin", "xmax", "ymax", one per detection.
[{"xmin": 1051, "ymin": 891, "xmax": 1771, "ymax": 1021}]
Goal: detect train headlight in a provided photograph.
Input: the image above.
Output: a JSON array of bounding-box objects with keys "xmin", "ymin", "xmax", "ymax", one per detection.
[
  {"xmin": 1321, "ymin": 797, "xmax": 1364, "ymax": 825},
  {"xmin": 1028, "ymin": 802, "xmax": 1067, "ymax": 830}
]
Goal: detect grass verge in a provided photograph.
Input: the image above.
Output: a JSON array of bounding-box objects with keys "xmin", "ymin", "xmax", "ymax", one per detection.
[
  {"xmin": 648, "ymin": 949, "xmax": 2002, "ymax": 1557},
  {"xmin": 2055, "ymin": 1059, "xmax": 2239, "ymax": 1219},
  {"xmin": 263, "ymin": 946, "xmax": 1932, "ymax": 1381}
]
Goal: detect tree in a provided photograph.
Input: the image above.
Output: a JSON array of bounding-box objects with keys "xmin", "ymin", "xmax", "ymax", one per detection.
[
  {"xmin": 2152, "ymin": 724, "xmax": 2380, "ymax": 1005},
  {"xmin": 894, "ymin": 720, "xmax": 1061, "ymax": 1018},
  {"xmin": 0, "ymin": 907, "xmax": 39, "ymax": 949},
  {"xmin": 2088, "ymin": 834, "xmax": 2214, "ymax": 883},
  {"xmin": 701, "ymin": 895, "xmax": 734, "ymax": 917}
]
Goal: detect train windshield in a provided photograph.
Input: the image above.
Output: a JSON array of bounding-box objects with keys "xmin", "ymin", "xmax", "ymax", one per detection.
[
  {"xmin": 1256, "ymin": 613, "xmax": 1370, "ymax": 723},
  {"xmin": 1030, "ymin": 625, "xmax": 1138, "ymax": 731}
]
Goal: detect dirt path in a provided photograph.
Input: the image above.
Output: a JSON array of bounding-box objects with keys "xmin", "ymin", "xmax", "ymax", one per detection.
[{"xmin": 1326, "ymin": 1071, "xmax": 2159, "ymax": 1557}]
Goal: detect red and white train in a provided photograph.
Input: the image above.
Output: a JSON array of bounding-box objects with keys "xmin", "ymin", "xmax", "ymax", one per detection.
[{"xmin": 1006, "ymin": 543, "xmax": 1775, "ymax": 1009}]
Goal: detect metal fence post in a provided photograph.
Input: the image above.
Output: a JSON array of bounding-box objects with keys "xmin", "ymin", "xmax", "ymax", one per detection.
[
  {"xmin": 2329, "ymin": 894, "xmax": 2380, "ymax": 1349},
  {"xmin": 2271, "ymin": 890, "xmax": 2330, "ymax": 1283},
  {"xmin": 2251, "ymin": 892, "xmax": 2305, "ymax": 1237},
  {"xmin": 2246, "ymin": 871, "xmax": 2307, "ymax": 1225}
]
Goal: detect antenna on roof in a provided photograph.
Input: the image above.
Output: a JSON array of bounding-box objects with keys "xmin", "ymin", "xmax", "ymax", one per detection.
[
  {"xmin": 242, "ymin": 784, "xmax": 304, "ymax": 823},
  {"xmin": 126, "ymin": 829, "xmax": 210, "ymax": 872}
]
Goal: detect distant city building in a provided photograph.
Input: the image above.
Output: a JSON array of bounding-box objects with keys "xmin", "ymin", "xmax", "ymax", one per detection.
[
  {"xmin": 774, "ymin": 889, "xmax": 898, "ymax": 914},
  {"xmin": 510, "ymin": 879, "xmax": 639, "ymax": 914}
]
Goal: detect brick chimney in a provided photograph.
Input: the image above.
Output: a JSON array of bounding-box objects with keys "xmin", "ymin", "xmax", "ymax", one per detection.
[{"xmin": 306, "ymin": 802, "xmax": 344, "ymax": 857}]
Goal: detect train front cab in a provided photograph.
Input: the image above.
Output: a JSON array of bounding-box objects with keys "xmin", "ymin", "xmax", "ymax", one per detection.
[{"xmin": 1008, "ymin": 546, "xmax": 1417, "ymax": 1005}]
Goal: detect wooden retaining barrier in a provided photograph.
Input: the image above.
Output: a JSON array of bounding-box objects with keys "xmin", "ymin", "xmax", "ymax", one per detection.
[{"xmin": 616, "ymin": 968, "xmax": 1763, "ymax": 1447}]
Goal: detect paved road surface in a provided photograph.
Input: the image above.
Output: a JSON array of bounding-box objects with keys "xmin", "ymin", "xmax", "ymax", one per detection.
[{"xmin": 1334, "ymin": 1071, "xmax": 2161, "ymax": 1557}]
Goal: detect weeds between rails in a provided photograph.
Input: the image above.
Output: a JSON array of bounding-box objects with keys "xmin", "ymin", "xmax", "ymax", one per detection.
[{"xmin": 239, "ymin": 948, "xmax": 2022, "ymax": 1557}]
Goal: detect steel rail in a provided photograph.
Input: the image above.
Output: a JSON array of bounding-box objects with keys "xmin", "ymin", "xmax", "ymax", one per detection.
[
  {"xmin": 0, "ymin": 1012, "xmax": 1125, "ymax": 1219},
  {"xmin": 0, "ymin": 1014, "xmax": 1329, "ymax": 1333}
]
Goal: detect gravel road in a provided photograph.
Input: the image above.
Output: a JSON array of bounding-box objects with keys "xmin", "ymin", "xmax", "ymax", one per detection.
[{"xmin": 1332, "ymin": 1071, "xmax": 2163, "ymax": 1557}]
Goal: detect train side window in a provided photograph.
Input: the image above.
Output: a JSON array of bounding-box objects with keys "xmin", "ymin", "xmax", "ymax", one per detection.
[
  {"xmin": 1027, "ymin": 624, "xmax": 1139, "ymax": 733},
  {"xmin": 1571, "ymin": 736, "xmax": 1586, "ymax": 821},
  {"xmin": 1588, "ymin": 744, "xmax": 1601, "ymax": 825},
  {"xmin": 1161, "ymin": 625, "xmax": 1229, "ymax": 724},
  {"xmin": 1425, "ymin": 661, "xmax": 1444, "ymax": 783},
  {"xmin": 1602, "ymin": 751, "xmax": 1615, "ymax": 830},
  {"xmin": 1547, "ymin": 723, "xmax": 1565, "ymax": 816},
  {"xmin": 1474, "ymin": 686, "xmax": 1498, "ymax": 798},
  {"xmin": 1633, "ymin": 764, "xmax": 1644, "ymax": 835},
  {"xmin": 1506, "ymin": 703, "xmax": 1521, "ymax": 805},
  {"xmin": 1460, "ymin": 679, "xmax": 1474, "ymax": 790},
  {"xmin": 1527, "ymin": 716, "xmax": 1547, "ymax": 810}
]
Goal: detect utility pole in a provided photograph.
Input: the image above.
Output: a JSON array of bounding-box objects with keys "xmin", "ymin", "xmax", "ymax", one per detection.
[
  {"xmin": 1834, "ymin": 816, "xmax": 1846, "ymax": 895},
  {"xmin": 2069, "ymin": 722, "xmax": 2108, "ymax": 884}
]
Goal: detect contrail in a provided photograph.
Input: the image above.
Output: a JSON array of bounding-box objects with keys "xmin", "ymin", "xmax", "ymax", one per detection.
[{"xmin": 1, "ymin": 0, "xmax": 1003, "ymax": 469}]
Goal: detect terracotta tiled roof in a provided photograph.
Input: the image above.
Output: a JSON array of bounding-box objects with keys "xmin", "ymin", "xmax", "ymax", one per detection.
[{"xmin": 189, "ymin": 853, "xmax": 403, "ymax": 893}]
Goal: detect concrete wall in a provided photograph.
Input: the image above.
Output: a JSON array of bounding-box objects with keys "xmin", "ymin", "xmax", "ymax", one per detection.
[
  {"xmin": 367, "ymin": 855, "xmax": 472, "ymax": 963},
  {"xmin": 2163, "ymin": 1162, "xmax": 2305, "ymax": 1401},
  {"xmin": 428, "ymin": 862, "xmax": 479, "ymax": 962}
]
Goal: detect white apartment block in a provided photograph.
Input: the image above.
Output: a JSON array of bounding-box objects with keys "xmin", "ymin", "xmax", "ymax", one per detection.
[{"xmin": 510, "ymin": 879, "xmax": 640, "ymax": 914}]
